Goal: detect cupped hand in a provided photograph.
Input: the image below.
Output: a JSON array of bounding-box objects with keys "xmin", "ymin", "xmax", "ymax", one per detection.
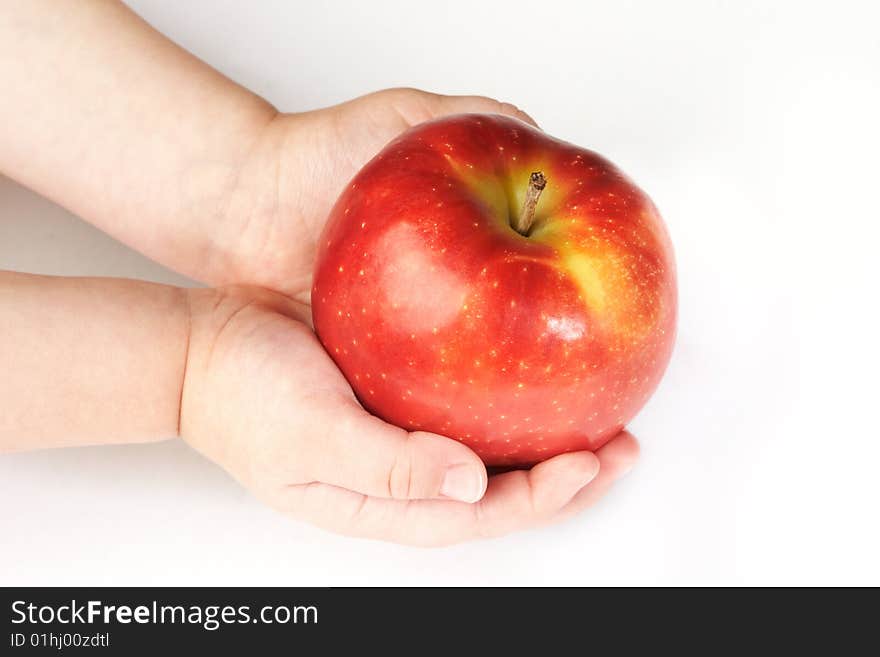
[
  {"xmin": 180, "ymin": 286, "xmax": 639, "ymax": 546},
  {"xmin": 213, "ymin": 88, "xmax": 539, "ymax": 299},
  {"xmin": 185, "ymin": 89, "xmax": 640, "ymax": 544}
]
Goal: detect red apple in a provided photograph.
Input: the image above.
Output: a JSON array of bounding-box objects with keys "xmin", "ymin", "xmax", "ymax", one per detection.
[{"xmin": 312, "ymin": 114, "xmax": 676, "ymax": 466}]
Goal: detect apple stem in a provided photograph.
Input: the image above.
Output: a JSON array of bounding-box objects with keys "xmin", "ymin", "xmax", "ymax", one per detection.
[{"xmin": 513, "ymin": 171, "xmax": 547, "ymax": 236}]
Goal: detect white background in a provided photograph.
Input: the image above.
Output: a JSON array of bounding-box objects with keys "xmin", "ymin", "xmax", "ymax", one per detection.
[{"xmin": 2, "ymin": 0, "xmax": 878, "ymax": 585}]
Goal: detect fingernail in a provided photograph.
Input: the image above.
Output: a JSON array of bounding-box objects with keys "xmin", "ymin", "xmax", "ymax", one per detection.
[{"xmin": 441, "ymin": 464, "xmax": 483, "ymax": 503}]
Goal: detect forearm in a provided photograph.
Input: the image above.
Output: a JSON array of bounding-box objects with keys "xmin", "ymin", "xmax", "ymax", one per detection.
[
  {"xmin": 0, "ymin": 0, "xmax": 277, "ymax": 281},
  {"xmin": 0, "ymin": 271, "xmax": 190, "ymax": 451}
]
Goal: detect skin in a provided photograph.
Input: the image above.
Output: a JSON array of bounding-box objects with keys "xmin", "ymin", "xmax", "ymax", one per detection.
[{"xmin": 0, "ymin": 0, "xmax": 639, "ymax": 546}]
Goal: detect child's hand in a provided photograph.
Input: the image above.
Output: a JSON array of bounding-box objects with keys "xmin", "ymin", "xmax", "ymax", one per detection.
[
  {"xmin": 172, "ymin": 92, "xmax": 639, "ymax": 545},
  {"xmin": 180, "ymin": 286, "xmax": 639, "ymax": 546},
  {"xmin": 208, "ymin": 88, "xmax": 539, "ymax": 299}
]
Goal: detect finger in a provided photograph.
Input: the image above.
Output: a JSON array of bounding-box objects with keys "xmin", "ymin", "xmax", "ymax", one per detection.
[
  {"xmin": 470, "ymin": 450, "xmax": 600, "ymax": 538},
  {"xmin": 556, "ymin": 430, "xmax": 640, "ymax": 521},
  {"xmin": 433, "ymin": 93, "xmax": 540, "ymax": 128},
  {"xmin": 277, "ymin": 450, "xmax": 599, "ymax": 546},
  {"xmin": 305, "ymin": 398, "xmax": 488, "ymax": 503}
]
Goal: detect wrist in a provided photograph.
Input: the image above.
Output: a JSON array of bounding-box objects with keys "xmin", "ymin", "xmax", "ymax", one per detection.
[
  {"xmin": 177, "ymin": 285, "xmax": 309, "ymax": 454},
  {"xmin": 199, "ymin": 112, "xmax": 303, "ymax": 289}
]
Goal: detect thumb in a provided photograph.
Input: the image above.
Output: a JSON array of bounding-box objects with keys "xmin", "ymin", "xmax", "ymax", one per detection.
[{"xmin": 308, "ymin": 402, "xmax": 488, "ymax": 503}]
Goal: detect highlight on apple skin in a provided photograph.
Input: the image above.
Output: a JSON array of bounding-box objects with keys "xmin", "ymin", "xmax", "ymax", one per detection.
[{"xmin": 312, "ymin": 114, "xmax": 677, "ymax": 466}]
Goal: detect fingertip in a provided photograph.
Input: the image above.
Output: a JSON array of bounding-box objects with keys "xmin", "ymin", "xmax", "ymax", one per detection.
[
  {"xmin": 584, "ymin": 450, "xmax": 602, "ymax": 479},
  {"xmin": 440, "ymin": 462, "xmax": 487, "ymax": 503},
  {"xmin": 502, "ymin": 102, "xmax": 540, "ymax": 129},
  {"xmin": 412, "ymin": 431, "xmax": 488, "ymax": 503},
  {"xmin": 529, "ymin": 450, "xmax": 601, "ymax": 510},
  {"xmin": 561, "ymin": 450, "xmax": 601, "ymax": 487},
  {"xmin": 597, "ymin": 430, "xmax": 640, "ymax": 479}
]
